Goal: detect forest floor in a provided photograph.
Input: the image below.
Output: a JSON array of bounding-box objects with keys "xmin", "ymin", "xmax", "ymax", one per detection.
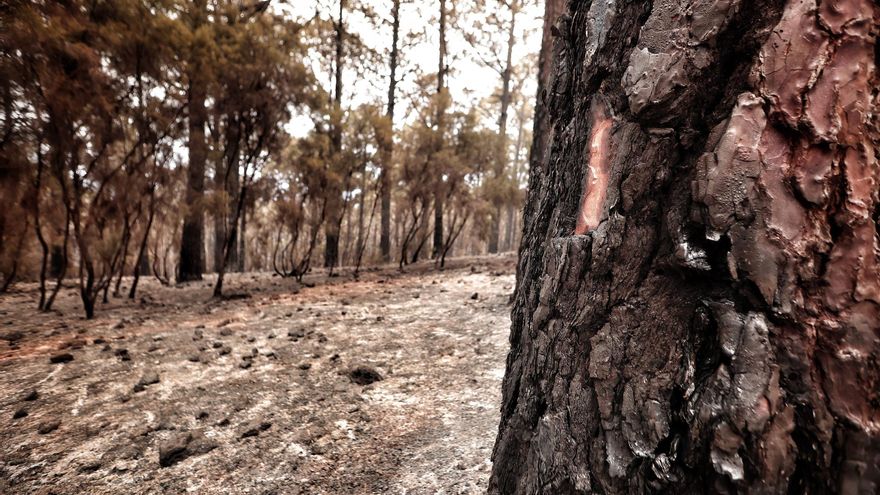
[{"xmin": 0, "ymin": 254, "xmax": 515, "ymax": 495}]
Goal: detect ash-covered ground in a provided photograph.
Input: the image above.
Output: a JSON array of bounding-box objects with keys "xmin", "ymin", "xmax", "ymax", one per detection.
[{"xmin": 0, "ymin": 255, "xmax": 515, "ymax": 494}]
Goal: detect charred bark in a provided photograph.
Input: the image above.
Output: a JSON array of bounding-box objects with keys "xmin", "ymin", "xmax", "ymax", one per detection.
[
  {"xmin": 325, "ymin": 0, "xmax": 346, "ymax": 269},
  {"xmin": 179, "ymin": 0, "xmax": 208, "ymax": 282},
  {"xmin": 492, "ymin": 1, "xmax": 880, "ymax": 493},
  {"xmin": 380, "ymin": 0, "xmax": 400, "ymax": 263}
]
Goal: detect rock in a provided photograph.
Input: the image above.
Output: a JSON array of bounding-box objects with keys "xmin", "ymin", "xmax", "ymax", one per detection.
[
  {"xmin": 49, "ymin": 352, "xmax": 74, "ymax": 364},
  {"xmin": 13, "ymin": 408, "xmax": 27, "ymax": 419},
  {"xmin": 348, "ymin": 366, "xmax": 383, "ymax": 385},
  {"xmin": 1, "ymin": 330, "xmax": 24, "ymax": 342},
  {"xmin": 212, "ymin": 341, "xmax": 223, "ymax": 349},
  {"xmin": 298, "ymin": 363, "xmax": 311, "ymax": 370},
  {"xmin": 37, "ymin": 419, "xmax": 61, "ymax": 434},
  {"xmin": 219, "ymin": 328, "xmax": 233, "ymax": 336},
  {"xmin": 246, "ymin": 336, "xmax": 256, "ymax": 343},
  {"xmin": 287, "ymin": 329, "xmax": 305, "ymax": 339},
  {"xmin": 219, "ymin": 346, "xmax": 232, "ymax": 356},
  {"xmin": 93, "ymin": 338, "xmax": 106, "ymax": 345},
  {"xmin": 196, "ymin": 411, "xmax": 209, "ymax": 421},
  {"xmin": 239, "ymin": 360, "xmax": 252, "ymax": 370},
  {"xmin": 78, "ymin": 461, "xmax": 102, "ymax": 473},
  {"xmin": 187, "ymin": 435, "xmax": 218, "ymax": 455},
  {"xmin": 134, "ymin": 371, "xmax": 160, "ymax": 392},
  {"xmin": 470, "ymin": 292, "xmax": 479, "ymax": 300},
  {"xmin": 187, "ymin": 354, "xmax": 201, "ymax": 363},
  {"xmin": 193, "ymin": 329, "xmax": 203, "ymax": 340},
  {"xmin": 114, "ymin": 348, "xmax": 131, "ymax": 361},
  {"xmin": 23, "ymin": 390, "xmax": 38, "ymax": 401},
  {"xmin": 239, "ymin": 421, "xmax": 272, "ymax": 438},
  {"xmin": 158, "ymin": 432, "xmax": 191, "ymax": 467},
  {"xmin": 110, "ymin": 320, "xmax": 126, "ymax": 330}
]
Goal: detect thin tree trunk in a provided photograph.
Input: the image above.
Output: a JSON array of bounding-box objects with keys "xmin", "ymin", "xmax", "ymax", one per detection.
[
  {"xmin": 238, "ymin": 199, "xmax": 246, "ymax": 272},
  {"xmin": 179, "ymin": 0, "xmax": 208, "ymax": 282},
  {"xmin": 488, "ymin": 1, "xmax": 518, "ymax": 254},
  {"xmin": 431, "ymin": 0, "xmax": 447, "ymax": 259},
  {"xmin": 324, "ymin": 0, "xmax": 345, "ymax": 269},
  {"xmin": 129, "ymin": 193, "xmax": 156, "ymax": 299},
  {"xmin": 491, "ymin": 1, "xmax": 880, "ymax": 493},
  {"xmin": 380, "ymin": 0, "xmax": 400, "ymax": 263}
]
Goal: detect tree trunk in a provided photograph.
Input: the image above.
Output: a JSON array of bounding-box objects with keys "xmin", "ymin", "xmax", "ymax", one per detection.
[
  {"xmin": 179, "ymin": 0, "xmax": 208, "ymax": 282},
  {"xmin": 491, "ymin": 1, "xmax": 880, "ymax": 494},
  {"xmin": 431, "ymin": 0, "xmax": 447, "ymax": 260},
  {"xmin": 526, "ymin": 0, "xmax": 564, "ymax": 184},
  {"xmin": 325, "ymin": 0, "xmax": 345, "ymax": 269},
  {"xmin": 380, "ymin": 0, "xmax": 400, "ymax": 263},
  {"xmin": 488, "ymin": 1, "xmax": 518, "ymax": 255},
  {"xmin": 238, "ymin": 198, "xmax": 246, "ymax": 272}
]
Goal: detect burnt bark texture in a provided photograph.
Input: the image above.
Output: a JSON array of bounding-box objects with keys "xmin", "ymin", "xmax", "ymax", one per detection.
[{"xmin": 491, "ymin": 0, "xmax": 879, "ymax": 494}]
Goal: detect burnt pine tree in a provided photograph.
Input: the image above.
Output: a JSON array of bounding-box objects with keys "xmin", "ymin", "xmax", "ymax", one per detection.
[{"xmin": 492, "ymin": 1, "xmax": 879, "ymax": 494}]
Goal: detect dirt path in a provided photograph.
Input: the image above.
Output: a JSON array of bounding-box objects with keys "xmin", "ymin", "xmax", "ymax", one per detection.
[{"xmin": 0, "ymin": 255, "xmax": 514, "ymax": 494}]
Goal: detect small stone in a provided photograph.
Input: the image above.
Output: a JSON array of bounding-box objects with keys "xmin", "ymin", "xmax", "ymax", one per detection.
[
  {"xmin": 37, "ymin": 419, "xmax": 61, "ymax": 434},
  {"xmin": 246, "ymin": 336, "xmax": 256, "ymax": 343},
  {"xmin": 78, "ymin": 461, "xmax": 102, "ymax": 473},
  {"xmin": 196, "ymin": 411, "xmax": 209, "ymax": 420},
  {"xmin": 219, "ymin": 328, "xmax": 233, "ymax": 336},
  {"xmin": 239, "ymin": 360, "xmax": 252, "ymax": 370},
  {"xmin": 158, "ymin": 432, "xmax": 192, "ymax": 467},
  {"xmin": 13, "ymin": 408, "xmax": 27, "ymax": 419},
  {"xmin": 287, "ymin": 329, "xmax": 305, "ymax": 339},
  {"xmin": 93, "ymin": 338, "xmax": 106, "ymax": 345},
  {"xmin": 240, "ymin": 421, "xmax": 272, "ymax": 438},
  {"xmin": 298, "ymin": 363, "xmax": 311, "ymax": 370},
  {"xmin": 470, "ymin": 292, "xmax": 479, "ymax": 300},
  {"xmin": 114, "ymin": 348, "xmax": 131, "ymax": 361},
  {"xmin": 1, "ymin": 330, "xmax": 24, "ymax": 342},
  {"xmin": 219, "ymin": 346, "xmax": 231, "ymax": 356},
  {"xmin": 49, "ymin": 352, "xmax": 74, "ymax": 364},
  {"xmin": 348, "ymin": 366, "xmax": 383, "ymax": 385},
  {"xmin": 212, "ymin": 341, "xmax": 223, "ymax": 349},
  {"xmin": 135, "ymin": 371, "xmax": 160, "ymax": 390},
  {"xmin": 23, "ymin": 390, "xmax": 38, "ymax": 401}
]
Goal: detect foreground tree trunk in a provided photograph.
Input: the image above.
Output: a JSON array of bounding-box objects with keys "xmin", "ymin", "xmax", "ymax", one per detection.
[{"xmin": 492, "ymin": 1, "xmax": 879, "ymax": 493}]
